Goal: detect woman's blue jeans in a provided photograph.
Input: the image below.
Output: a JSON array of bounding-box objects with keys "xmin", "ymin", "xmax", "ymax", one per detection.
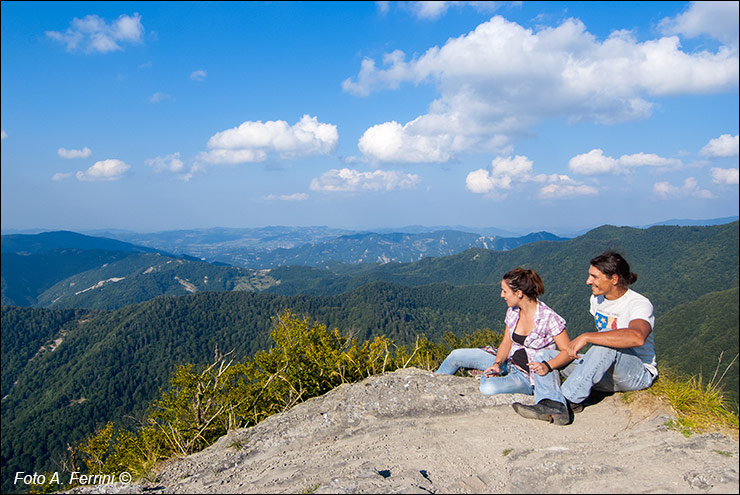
[{"xmin": 435, "ymin": 348, "xmax": 533, "ymax": 397}]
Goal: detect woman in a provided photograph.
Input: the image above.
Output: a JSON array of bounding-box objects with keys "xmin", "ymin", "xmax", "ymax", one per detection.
[{"xmin": 435, "ymin": 267, "xmax": 573, "ymax": 398}]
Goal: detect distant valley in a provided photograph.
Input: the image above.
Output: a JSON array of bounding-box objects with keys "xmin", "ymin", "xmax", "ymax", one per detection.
[{"xmin": 87, "ymin": 226, "xmax": 567, "ymax": 268}]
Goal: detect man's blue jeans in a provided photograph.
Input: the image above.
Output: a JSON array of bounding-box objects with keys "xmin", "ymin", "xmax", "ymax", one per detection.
[
  {"xmin": 532, "ymin": 345, "xmax": 655, "ymax": 406},
  {"xmin": 435, "ymin": 348, "xmax": 534, "ymax": 397}
]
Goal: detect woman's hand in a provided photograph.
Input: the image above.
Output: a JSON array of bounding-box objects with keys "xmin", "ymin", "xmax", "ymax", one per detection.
[
  {"xmin": 527, "ymin": 361, "xmax": 550, "ymax": 376},
  {"xmin": 484, "ymin": 362, "xmax": 501, "ymax": 376}
]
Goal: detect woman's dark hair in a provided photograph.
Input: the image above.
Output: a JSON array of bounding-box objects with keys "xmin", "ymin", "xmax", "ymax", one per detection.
[
  {"xmin": 503, "ymin": 267, "xmax": 545, "ymax": 300},
  {"xmin": 590, "ymin": 250, "xmax": 638, "ymax": 287}
]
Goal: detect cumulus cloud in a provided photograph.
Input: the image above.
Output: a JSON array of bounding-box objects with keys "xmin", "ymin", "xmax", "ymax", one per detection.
[
  {"xmin": 144, "ymin": 152, "xmax": 196, "ymax": 180},
  {"xmin": 659, "ymin": 1, "xmax": 739, "ymax": 48},
  {"xmin": 466, "ymin": 155, "xmax": 535, "ymax": 195},
  {"xmin": 202, "ymin": 115, "xmax": 338, "ymax": 165},
  {"xmin": 52, "ymin": 172, "xmax": 74, "ymax": 181},
  {"xmin": 190, "ymin": 70, "xmax": 207, "ymax": 81},
  {"xmin": 46, "ymin": 13, "xmax": 144, "ymax": 54},
  {"xmin": 653, "ymin": 177, "xmax": 714, "ymax": 199},
  {"xmin": 569, "ymin": 149, "xmax": 682, "ymax": 175},
  {"xmin": 344, "ymin": 15, "xmax": 738, "ymax": 163},
  {"xmin": 358, "ymin": 120, "xmax": 453, "ymax": 163},
  {"xmin": 149, "ymin": 92, "xmax": 172, "ymax": 103},
  {"xmin": 700, "ymin": 134, "xmax": 739, "ymax": 157},
  {"xmin": 196, "ymin": 149, "xmax": 267, "ymax": 165},
  {"xmin": 264, "ymin": 193, "xmax": 309, "ymax": 201},
  {"xmin": 400, "ymin": 1, "xmax": 503, "ymax": 20},
  {"xmin": 75, "ymin": 159, "xmax": 130, "ymax": 181},
  {"xmin": 466, "ymin": 155, "xmax": 597, "ymax": 200},
  {"xmin": 538, "ymin": 175, "xmax": 599, "ymax": 199},
  {"xmin": 711, "ymin": 167, "xmax": 740, "ymax": 184},
  {"xmin": 58, "ymin": 146, "xmax": 92, "ymax": 159},
  {"xmin": 309, "ymin": 168, "xmax": 421, "ymax": 192}
]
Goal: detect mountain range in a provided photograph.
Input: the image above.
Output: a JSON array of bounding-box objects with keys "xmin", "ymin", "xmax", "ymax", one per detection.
[
  {"xmin": 85, "ymin": 227, "xmax": 566, "ymax": 268},
  {"xmin": 1, "ymin": 228, "xmax": 563, "ymax": 309}
]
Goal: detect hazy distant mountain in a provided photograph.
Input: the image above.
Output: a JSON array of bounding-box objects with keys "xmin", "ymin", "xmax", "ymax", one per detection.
[
  {"xmin": 640, "ymin": 216, "xmax": 739, "ymax": 228},
  {"xmin": 0, "ymin": 230, "xmax": 158, "ymax": 255},
  {"xmin": 91, "ymin": 226, "xmax": 356, "ymax": 257},
  {"xmin": 1, "ymin": 231, "xmax": 161, "ymax": 306},
  {"xmin": 222, "ymin": 230, "xmax": 567, "ymax": 268},
  {"xmin": 93, "ymin": 227, "xmax": 565, "ymax": 268}
]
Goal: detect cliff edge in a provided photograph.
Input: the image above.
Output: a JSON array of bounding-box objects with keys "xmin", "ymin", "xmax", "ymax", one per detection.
[{"xmin": 71, "ymin": 367, "xmax": 738, "ymax": 494}]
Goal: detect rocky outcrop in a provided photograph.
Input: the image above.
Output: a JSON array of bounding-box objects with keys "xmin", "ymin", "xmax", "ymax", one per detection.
[{"xmin": 71, "ymin": 368, "xmax": 738, "ymax": 494}]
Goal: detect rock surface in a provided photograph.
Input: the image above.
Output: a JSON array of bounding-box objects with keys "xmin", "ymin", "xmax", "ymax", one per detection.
[{"xmin": 71, "ymin": 367, "xmax": 739, "ymax": 494}]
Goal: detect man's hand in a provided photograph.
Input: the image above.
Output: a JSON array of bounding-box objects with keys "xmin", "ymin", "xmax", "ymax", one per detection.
[{"xmin": 567, "ymin": 333, "xmax": 589, "ymax": 359}]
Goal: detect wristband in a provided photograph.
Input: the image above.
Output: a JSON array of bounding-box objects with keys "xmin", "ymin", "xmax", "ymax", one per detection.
[{"xmin": 542, "ymin": 361, "xmax": 552, "ymax": 372}]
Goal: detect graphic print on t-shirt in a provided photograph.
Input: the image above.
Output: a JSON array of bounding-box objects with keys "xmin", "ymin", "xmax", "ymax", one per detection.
[{"xmin": 594, "ymin": 312, "xmax": 618, "ymax": 331}]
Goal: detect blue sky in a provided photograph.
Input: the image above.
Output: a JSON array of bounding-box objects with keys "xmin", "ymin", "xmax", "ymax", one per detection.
[{"xmin": 1, "ymin": 1, "xmax": 738, "ymax": 235}]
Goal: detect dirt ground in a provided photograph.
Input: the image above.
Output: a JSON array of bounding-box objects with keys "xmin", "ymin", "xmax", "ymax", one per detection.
[{"xmin": 70, "ymin": 367, "xmax": 739, "ymax": 494}]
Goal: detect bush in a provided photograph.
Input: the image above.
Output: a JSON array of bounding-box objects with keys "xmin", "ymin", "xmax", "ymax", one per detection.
[{"xmin": 73, "ymin": 310, "xmax": 480, "ymax": 481}]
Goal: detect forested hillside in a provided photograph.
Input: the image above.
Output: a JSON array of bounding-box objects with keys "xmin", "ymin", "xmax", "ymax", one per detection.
[
  {"xmin": 35, "ymin": 252, "xmax": 277, "ymax": 310},
  {"xmin": 654, "ymin": 287, "xmax": 739, "ymax": 406},
  {"xmin": 1, "ymin": 250, "xmax": 133, "ymax": 306},
  {"xmin": 269, "ymin": 222, "xmax": 740, "ymax": 338},
  {"xmin": 1, "ymin": 284, "xmax": 503, "ymax": 492}
]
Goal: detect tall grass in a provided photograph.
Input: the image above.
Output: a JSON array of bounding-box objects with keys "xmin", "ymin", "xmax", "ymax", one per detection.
[{"xmin": 627, "ymin": 353, "xmax": 739, "ymax": 438}]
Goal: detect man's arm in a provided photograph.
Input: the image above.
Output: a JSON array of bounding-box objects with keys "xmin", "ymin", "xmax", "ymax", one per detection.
[{"xmin": 566, "ymin": 318, "xmax": 652, "ymax": 359}]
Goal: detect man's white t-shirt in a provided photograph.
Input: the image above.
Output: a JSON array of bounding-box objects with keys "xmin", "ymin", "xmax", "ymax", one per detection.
[{"xmin": 589, "ymin": 289, "xmax": 657, "ymax": 377}]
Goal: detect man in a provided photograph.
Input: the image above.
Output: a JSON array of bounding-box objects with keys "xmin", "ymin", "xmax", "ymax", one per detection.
[{"xmin": 512, "ymin": 250, "xmax": 656, "ymax": 425}]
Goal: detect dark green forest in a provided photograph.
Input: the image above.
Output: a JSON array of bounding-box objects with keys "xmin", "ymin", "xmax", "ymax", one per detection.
[{"xmin": 1, "ymin": 222, "xmax": 738, "ymax": 493}]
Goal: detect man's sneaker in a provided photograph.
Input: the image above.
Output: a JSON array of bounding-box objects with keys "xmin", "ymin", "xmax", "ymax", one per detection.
[
  {"xmin": 512, "ymin": 399, "xmax": 570, "ymax": 425},
  {"xmin": 567, "ymin": 399, "xmax": 584, "ymax": 414}
]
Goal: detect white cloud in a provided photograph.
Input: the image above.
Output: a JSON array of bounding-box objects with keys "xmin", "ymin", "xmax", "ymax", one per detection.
[
  {"xmin": 145, "ymin": 153, "xmax": 191, "ymax": 180},
  {"xmin": 569, "ymin": 149, "xmax": 682, "ymax": 175},
  {"xmin": 465, "ymin": 155, "xmax": 534, "ymax": 195},
  {"xmin": 358, "ymin": 120, "xmax": 453, "ymax": 163},
  {"xmin": 711, "ymin": 167, "xmax": 740, "ymax": 185},
  {"xmin": 264, "ymin": 193, "xmax": 309, "ymax": 201},
  {"xmin": 392, "ymin": 1, "xmax": 504, "ymax": 21},
  {"xmin": 149, "ymin": 92, "xmax": 172, "ymax": 103},
  {"xmin": 1, "ymin": 129, "xmax": 7, "ymax": 140},
  {"xmin": 190, "ymin": 70, "xmax": 207, "ymax": 81},
  {"xmin": 58, "ymin": 146, "xmax": 92, "ymax": 159},
  {"xmin": 466, "ymin": 155, "xmax": 596, "ymax": 200},
  {"xmin": 700, "ymin": 134, "xmax": 739, "ymax": 157},
  {"xmin": 344, "ymin": 15, "xmax": 738, "ymax": 163},
  {"xmin": 659, "ymin": 1, "xmax": 739, "ymax": 48},
  {"xmin": 310, "ymin": 168, "xmax": 421, "ymax": 192},
  {"xmin": 202, "ymin": 115, "xmax": 338, "ymax": 165},
  {"xmin": 196, "ymin": 149, "xmax": 267, "ymax": 165},
  {"xmin": 538, "ymin": 175, "xmax": 599, "ymax": 199},
  {"xmin": 46, "ymin": 13, "xmax": 144, "ymax": 54},
  {"xmin": 52, "ymin": 172, "xmax": 74, "ymax": 181},
  {"xmin": 653, "ymin": 177, "xmax": 714, "ymax": 199},
  {"xmin": 75, "ymin": 159, "xmax": 130, "ymax": 181}
]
